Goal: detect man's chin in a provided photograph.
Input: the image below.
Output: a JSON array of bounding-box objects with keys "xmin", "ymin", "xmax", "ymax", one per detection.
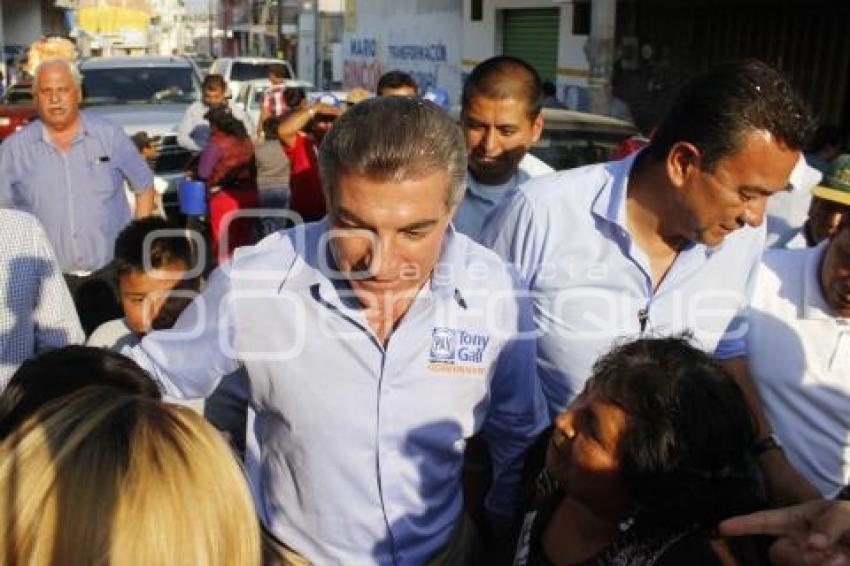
[{"xmin": 469, "ymin": 163, "xmax": 513, "ymax": 186}]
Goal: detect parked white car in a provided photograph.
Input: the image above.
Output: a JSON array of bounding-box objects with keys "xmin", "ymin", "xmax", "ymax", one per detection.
[{"xmin": 208, "ymin": 57, "xmax": 295, "ymax": 100}]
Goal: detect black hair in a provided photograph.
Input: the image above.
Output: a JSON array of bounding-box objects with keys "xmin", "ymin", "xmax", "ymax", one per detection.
[
  {"xmin": 0, "ymin": 346, "xmax": 161, "ymax": 439},
  {"xmin": 648, "ymin": 59, "xmax": 813, "ymax": 171},
  {"xmin": 808, "ymin": 123, "xmax": 842, "ymax": 154},
  {"xmin": 542, "ymin": 80, "xmax": 557, "ymax": 97},
  {"xmin": 376, "ymin": 70, "xmax": 418, "ymax": 96},
  {"xmin": 204, "ymin": 106, "xmax": 249, "ymax": 139},
  {"xmin": 462, "ymin": 55, "xmax": 543, "ymax": 118},
  {"xmin": 284, "ymin": 87, "xmax": 306, "ymax": 109},
  {"xmin": 262, "ymin": 116, "xmax": 281, "ymax": 141},
  {"xmin": 588, "ymin": 336, "xmax": 762, "ymax": 530},
  {"xmin": 113, "ymin": 217, "xmax": 196, "ymax": 278},
  {"xmin": 202, "ymin": 73, "xmax": 226, "ymax": 91},
  {"xmin": 267, "ymin": 63, "xmax": 287, "ymax": 79}
]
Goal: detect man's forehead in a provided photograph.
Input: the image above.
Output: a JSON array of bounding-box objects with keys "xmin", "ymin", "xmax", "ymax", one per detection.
[
  {"xmin": 464, "ymin": 95, "xmax": 536, "ymax": 121},
  {"xmin": 37, "ymin": 64, "xmax": 75, "ymax": 84}
]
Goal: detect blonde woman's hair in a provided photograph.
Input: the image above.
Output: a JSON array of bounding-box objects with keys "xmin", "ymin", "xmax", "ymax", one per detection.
[{"xmin": 0, "ymin": 387, "xmax": 261, "ymax": 566}]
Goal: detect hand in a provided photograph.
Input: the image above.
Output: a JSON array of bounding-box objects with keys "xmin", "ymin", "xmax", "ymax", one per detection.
[{"xmin": 720, "ymin": 499, "xmax": 850, "ymax": 565}]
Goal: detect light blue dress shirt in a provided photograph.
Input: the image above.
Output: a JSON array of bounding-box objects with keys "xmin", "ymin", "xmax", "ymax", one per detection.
[
  {"xmin": 453, "ymin": 154, "xmax": 553, "ymax": 242},
  {"xmin": 480, "ymin": 153, "xmax": 764, "ymax": 417},
  {"xmin": 128, "ymin": 220, "xmax": 548, "ymax": 565},
  {"xmin": 0, "ymin": 112, "xmax": 154, "ymax": 273}
]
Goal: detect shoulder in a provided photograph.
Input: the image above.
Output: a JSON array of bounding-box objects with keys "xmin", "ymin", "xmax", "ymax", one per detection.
[
  {"xmin": 516, "ymin": 160, "xmax": 616, "ymax": 210},
  {"xmin": 87, "ymin": 318, "xmax": 134, "ymax": 348},
  {"xmin": 519, "ymin": 153, "xmax": 554, "ymax": 177},
  {"xmin": 448, "ymin": 230, "xmax": 524, "ymax": 292},
  {"xmin": 0, "ymin": 209, "xmax": 47, "ymax": 237},
  {"xmin": 762, "ymin": 245, "xmax": 811, "ymax": 273},
  {"xmin": 0, "ymin": 120, "xmax": 40, "ymax": 152},
  {"xmin": 81, "ymin": 111, "xmax": 125, "ymax": 135},
  {"xmin": 229, "ymin": 222, "xmax": 314, "ymax": 288}
]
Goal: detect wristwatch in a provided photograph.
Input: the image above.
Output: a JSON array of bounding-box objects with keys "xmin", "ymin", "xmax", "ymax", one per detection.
[{"xmin": 752, "ymin": 433, "xmax": 783, "ymax": 457}]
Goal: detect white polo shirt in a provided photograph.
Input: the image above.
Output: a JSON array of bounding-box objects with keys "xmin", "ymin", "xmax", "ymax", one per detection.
[
  {"xmin": 128, "ymin": 220, "xmax": 548, "ymax": 565},
  {"xmin": 748, "ymin": 242, "xmax": 850, "ymax": 497}
]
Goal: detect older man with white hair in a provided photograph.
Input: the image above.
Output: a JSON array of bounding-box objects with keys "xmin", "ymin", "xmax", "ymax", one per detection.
[{"xmin": 0, "ymin": 58, "xmax": 155, "ymax": 335}]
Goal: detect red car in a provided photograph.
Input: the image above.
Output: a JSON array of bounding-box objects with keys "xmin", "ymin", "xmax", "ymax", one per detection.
[{"xmin": 0, "ymin": 81, "xmax": 37, "ymax": 142}]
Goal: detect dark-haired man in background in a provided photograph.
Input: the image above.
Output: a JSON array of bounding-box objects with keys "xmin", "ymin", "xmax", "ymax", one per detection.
[
  {"xmin": 453, "ymin": 56, "xmax": 552, "ymax": 241},
  {"xmin": 376, "ymin": 69, "xmax": 418, "ymax": 97},
  {"xmin": 482, "ymin": 59, "xmax": 819, "ymax": 505},
  {"xmin": 177, "ymin": 74, "xmax": 255, "ymax": 152}
]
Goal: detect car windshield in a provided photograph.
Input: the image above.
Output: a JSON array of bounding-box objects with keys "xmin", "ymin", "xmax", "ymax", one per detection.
[
  {"xmin": 3, "ymin": 88, "xmax": 32, "ymax": 104},
  {"xmin": 81, "ymin": 66, "xmax": 200, "ymax": 105},
  {"xmin": 231, "ymin": 62, "xmax": 291, "ymax": 81}
]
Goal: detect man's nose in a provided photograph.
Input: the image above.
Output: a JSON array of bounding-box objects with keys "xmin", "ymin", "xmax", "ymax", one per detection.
[
  {"xmin": 369, "ymin": 236, "xmax": 399, "ymax": 277},
  {"xmin": 481, "ymin": 127, "xmax": 499, "ymax": 155},
  {"xmin": 739, "ymin": 198, "xmax": 768, "ymax": 228}
]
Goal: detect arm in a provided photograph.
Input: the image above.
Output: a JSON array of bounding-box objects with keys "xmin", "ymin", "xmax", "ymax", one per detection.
[
  {"xmin": 125, "ymin": 266, "xmax": 240, "ymax": 399},
  {"xmin": 177, "ymin": 104, "xmax": 203, "ymax": 151},
  {"xmin": 720, "ymin": 499, "xmax": 850, "ymax": 566},
  {"xmin": 196, "ymin": 142, "xmax": 222, "ymax": 181},
  {"xmin": 133, "ymin": 187, "xmax": 156, "ymax": 218},
  {"xmin": 278, "ymin": 103, "xmax": 341, "ymax": 146},
  {"xmin": 30, "ymin": 216, "xmax": 85, "ymax": 349},
  {"xmin": 481, "ymin": 279, "xmax": 549, "ymax": 534},
  {"xmin": 722, "ymin": 357, "xmax": 821, "ymax": 505}
]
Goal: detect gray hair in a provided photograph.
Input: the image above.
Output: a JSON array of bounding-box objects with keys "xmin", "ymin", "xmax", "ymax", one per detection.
[
  {"xmin": 318, "ymin": 96, "xmax": 467, "ymax": 209},
  {"xmin": 32, "ymin": 58, "xmax": 83, "ymax": 90}
]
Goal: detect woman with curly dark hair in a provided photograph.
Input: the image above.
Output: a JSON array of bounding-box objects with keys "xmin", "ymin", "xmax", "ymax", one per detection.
[
  {"xmin": 197, "ymin": 105, "xmax": 258, "ymax": 263},
  {"xmin": 513, "ymin": 336, "xmax": 767, "ymax": 565}
]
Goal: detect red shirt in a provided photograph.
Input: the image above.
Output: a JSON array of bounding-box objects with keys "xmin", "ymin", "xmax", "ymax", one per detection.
[{"xmin": 284, "ymin": 133, "xmax": 326, "ymax": 221}]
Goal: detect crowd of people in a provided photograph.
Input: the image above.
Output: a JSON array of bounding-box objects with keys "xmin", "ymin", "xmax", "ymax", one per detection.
[{"xmin": 0, "ymin": 49, "xmax": 847, "ymax": 566}]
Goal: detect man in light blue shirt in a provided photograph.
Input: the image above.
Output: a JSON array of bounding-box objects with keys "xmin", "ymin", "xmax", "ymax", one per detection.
[
  {"xmin": 0, "ymin": 58, "xmax": 155, "ymax": 335},
  {"xmin": 482, "ymin": 60, "xmax": 816, "ymax": 505},
  {"xmin": 453, "ymin": 56, "xmax": 552, "ymax": 241},
  {"xmin": 128, "ymin": 97, "xmax": 547, "ymax": 564}
]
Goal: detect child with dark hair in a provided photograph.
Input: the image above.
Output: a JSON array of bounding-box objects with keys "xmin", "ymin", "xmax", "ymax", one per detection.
[
  {"xmin": 254, "ymin": 116, "xmax": 291, "ymax": 237},
  {"xmin": 88, "ymin": 217, "xmax": 200, "ymax": 350}
]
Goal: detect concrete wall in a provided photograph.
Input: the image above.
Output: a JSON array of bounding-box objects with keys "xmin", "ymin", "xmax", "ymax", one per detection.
[
  {"xmin": 462, "ymin": 0, "xmax": 591, "ymax": 103},
  {"xmin": 342, "ymin": 0, "xmax": 462, "ymax": 104},
  {"xmin": 4, "ymin": 0, "xmax": 42, "ymax": 48}
]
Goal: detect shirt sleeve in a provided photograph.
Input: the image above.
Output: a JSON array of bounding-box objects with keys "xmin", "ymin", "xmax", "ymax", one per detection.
[
  {"xmin": 112, "ymin": 128, "xmax": 154, "ymax": 193},
  {"xmin": 29, "ymin": 216, "xmax": 85, "ymax": 350},
  {"xmin": 714, "ymin": 226, "xmax": 767, "ymax": 360},
  {"xmin": 177, "ymin": 103, "xmax": 203, "ymax": 152},
  {"xmin": 481, "ymin": 273, "xmax": 550, "ymax": 524},
  {"xmin": 0, "ymin": 138, "xmax": 20, "ymax": 208},
  {"xmin": 125, "ymin": 266, "xmax": 240, "ymax": 399},
  {"xmin": 479, "ymin": 191, "xmax": 547, "ymax": 287},
  {"xmin": 197, "ymin": 142, "xmax": 222, "ymax": 180}
]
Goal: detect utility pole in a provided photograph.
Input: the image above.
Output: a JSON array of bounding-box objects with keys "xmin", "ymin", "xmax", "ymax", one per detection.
[
  {"xmin": 276, "ymin": 0, "xmax": 284, "ymax": 58},
  {"xmin": 585, "ymin": 0, "xmax": 616, "ymax": 116},
  {"xmin": 208, "ymin": 0, "xmax": 214, "ymax": 57},
  {"xmin": 314, "ymin": 0, "xmax": 321, "ymax": 89}
]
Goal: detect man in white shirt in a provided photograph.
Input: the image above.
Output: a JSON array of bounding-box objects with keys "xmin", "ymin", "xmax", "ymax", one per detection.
[
  {"xmin": 748, "ymin": 197, "xmax": 850, "ymax": 498},
  {"xmin": 453, "ymin": 56, "xmax": 552, "ymax": 241},
  {"xmin": 177, "ymin": 74, "xmax": 255, "ymax": 152}
]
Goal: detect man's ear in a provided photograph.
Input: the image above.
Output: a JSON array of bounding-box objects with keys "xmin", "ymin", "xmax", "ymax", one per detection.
[
  {"xmin": 531, "ymin": 111, "xmax": 544, "ymax": 143},
  {"xmin": 666, "ymin": 142, "xmax": 701, "ymax": 189}
]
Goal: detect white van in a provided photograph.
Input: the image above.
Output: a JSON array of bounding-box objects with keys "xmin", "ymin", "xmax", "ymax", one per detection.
[{"xmin": 208, "ymin": 57, "xmax": 296, "ymax": 100}]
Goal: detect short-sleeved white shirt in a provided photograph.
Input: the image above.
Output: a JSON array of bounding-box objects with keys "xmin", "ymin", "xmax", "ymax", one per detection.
[{"xmin": 748, "ymin": 243, "xmax": 850, "ymax": 497}]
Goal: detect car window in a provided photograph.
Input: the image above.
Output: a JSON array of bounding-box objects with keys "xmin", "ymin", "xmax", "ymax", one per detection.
[
  {"xmin": 531, "ymin": 130, "xmax": 633, "ymax": 170},
  {"xmin": 3, "ymin": 87, "xmax": 32, "ymax": 104},
  {"xmin": 231, "ymin": 62, "xmax": 292, "ymax": 81},
  {"xmin": 81, "ymin": 66, "xmax": 200, "ymax": 105}
]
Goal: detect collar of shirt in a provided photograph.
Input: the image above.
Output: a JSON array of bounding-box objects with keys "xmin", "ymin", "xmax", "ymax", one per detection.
[
  {"xmin": 465, "ymin": 171, "xmax": 519, "ymax": 205},
  {"xmin": 801, "ymin": 240, "xmax": 837, "ymax": 320},
  {"xmin": 590, "ymin": 151, "xmax": 707, "ymax": 262},
  {"xmin": 35, "ymin": 112, "xmax": 91, "ymax": 148}
]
